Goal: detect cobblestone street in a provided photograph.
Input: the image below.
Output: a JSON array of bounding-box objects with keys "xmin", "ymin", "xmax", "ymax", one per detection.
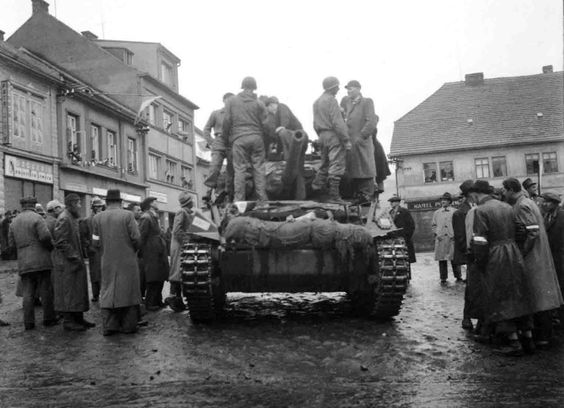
[{"xmin": 1, "ymin": 254, "xmax": 563, "ymax": 408}]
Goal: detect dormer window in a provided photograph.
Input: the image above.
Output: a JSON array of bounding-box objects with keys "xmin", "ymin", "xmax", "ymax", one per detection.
[{"xmin": 160, "ymin": 61, "xmax": 173, "ymax": 87}]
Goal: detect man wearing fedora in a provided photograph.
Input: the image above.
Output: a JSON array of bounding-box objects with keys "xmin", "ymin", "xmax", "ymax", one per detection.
[
  {"xmin": 222, "ymin": 76, "xmax": 268, "ymax": 202},
  {"xmin": 469, "ymin": 180, "xmax": 536, "ymax": 355},
  {"xmin": 388, "ymin": 195, "xmax": 416, "ymax": 263},
  {"xmin": 8, "ymin": 196, "xmax": 57, "ymax": 330},
  {"xmin": 311, "ymin": 77, "xmax": 351, "ymax": 203},
  {"xmin": 453, "ymin": 180, "xmax": 475, "ymax": 329},
  {"xmin": 432, "ymin": 192, "xmax": 461, "ymax": 284},
  {"xmin": 138, "ymin": 197, "xmax": 169, "ymax": 311},
  {"xmin": 339, "ymin": 80, "xmax": 379, "ymax": 202},
  {"xmin": 503, "ymin": 177, "xmax": 563, "ymax": 348},
  {"xmin": 92, "ymin": 189, "xmax": 142, "ymax": 335},
  {"xmin": 540, "ymin": 191, "xmax": 564, "ymax": 327}
]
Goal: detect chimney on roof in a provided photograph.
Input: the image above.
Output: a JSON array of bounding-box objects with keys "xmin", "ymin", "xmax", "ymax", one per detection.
[
  {"xmin": 465, "ymin": 72, "xmax": 484, "ymax": 86},
  {"xmin": 0, "ymin": 30, "xmax": 4, "ymax": 42},
  {"xmin": 81, "ymin": 31, "xmax": 98, "ymax": 40},
  {"xmin": 31, "ymin": 0, "xmax": 49, "ymax": 15},
  {"xmin": 542, "ymin": 65, "xmax": 553, "ymax": 74}
]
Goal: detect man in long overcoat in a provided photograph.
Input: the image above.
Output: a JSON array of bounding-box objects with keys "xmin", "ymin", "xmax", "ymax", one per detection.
[
  {"xmin": 340, "ymin": 80, "xmax": 378, "ymax": 201},
  {"xmin": 452, "ymin": 180, "xmax": 475, "ymax": 329},
  {"xmin": 540, "ymin": 191, "xmax": 564, "ymax": 326},
  {"xmin": 92, "ymin": 189, "xmax": 141, "ymax": 336},
  {"xmin": 312, "ymin": 76, "xmax": 351, "ymax": 202},
  {"xmin": 79, "ymin": 197, "xmax": 105, "ymax": 302},
  {"xmin": 166, "ymin": 191, "xmax": 194, "ymax": 312},
  {"xmin": 470, "ymin": 180, "xmax": 536, "ymax": 356},
  {"xmin": 138, "ymin": 197, "xmax": 169, "ymax": 311},
  {"xmin": 503, "ymin": 178, "xmax": 563, "ymax": 346},
  {"xmin": 432, "ymin": 192, "xmax": 461, "ymax": 283},
  {"xmin": 8, "ymin": 197, "xmax": 56, "ymax": 330},
  {"xmin": 388, "ymin": 195, "xmax": 416, "ymax": 263},
  {"xmin": 53, "ymin": 194, "xmax": 93, "ymax": 331}
]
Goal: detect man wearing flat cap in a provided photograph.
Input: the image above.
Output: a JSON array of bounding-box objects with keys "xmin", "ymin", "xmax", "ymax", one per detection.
[
  {"xmin": 432, "ymin": 192, "xmax": 461, "ymax": 284},
  {"xmin": 222, "ymin": 76, "xmax": 268, "ymax": 202},
  {"xmin": 8, "ymin": 196, "xmax": 57, "ymax": 330},
  {"xmin": 312, "ymin": 77, "xmax": 351, "ymax": 202},
  {"xmin": 522, "ymin": 178, "xmax": 539, "ymax": 201},
  {"xmin": 92, "ymin": 189, "xmax": 142, "ymax": 335},
  {"xmin": 540, "ymin": 191, "xmax": 564, "ymax": 327},
  {"xmin": 204, "ymin": 93, "xmax": 235, "ymax": 201},
  {"xmin": 388, "ymin": 196, "xmax": 416, "ymax": 263},
  {"xmin": 52, "ymin": 194, "xmax": 93, "ymax": 331},
  {"xmin": 503, "ymin": 177, "xmax": 563, "ymax": 348},
  {"xmin": 340, "ymin": 80, "xmax": 379, "ymax": 202},
  {"xmin": 138, "ymin": 197, "xmax": 169, "ymax": 311},
  {"xmin": 469, "ymin": 180, "xmax": 535, "ymax": 355}
]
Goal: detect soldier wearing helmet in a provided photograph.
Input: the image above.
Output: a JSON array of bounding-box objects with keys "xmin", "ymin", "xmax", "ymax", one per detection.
[
  {"xmin": 222, "ymin": 76, "xmax": 268, "ymax": 202},
  {"xmin": 311, "ymin": 77, "xmax": 351, "ymax": 202}
]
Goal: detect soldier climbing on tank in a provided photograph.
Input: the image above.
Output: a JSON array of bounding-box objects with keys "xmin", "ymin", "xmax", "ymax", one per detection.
[
  {"xmin": 203, "ymin": 93, "xmax": 235, "ymax": 202},
  {"xmin": 340, "ymin": 80, "xmax": 378, "ymax": 203},
  {"xmin": 263, "ymin": 96, "xmax": 303, "ymax": 153},
  {"xmin": 222, "ymin": 76, "xmax": 268, "ymax": 202},
  {"xmin": 311, "ymin": 77, "xmax": 351, "ymax": 203}
]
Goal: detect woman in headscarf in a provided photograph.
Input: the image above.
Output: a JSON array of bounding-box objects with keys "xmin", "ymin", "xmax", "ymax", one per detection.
[{"xmin": 165, "ymin": 191, "xmax": 194, "ymax": 312}]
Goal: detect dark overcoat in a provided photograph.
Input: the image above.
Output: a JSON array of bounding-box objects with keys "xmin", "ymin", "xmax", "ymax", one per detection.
[
  {"xmin": 512, "ymin": 192, "xmax": 563, "ymax": 312},
  {"xmin": 472, "ymin": 196, "xmax": 533, "ymax": 323},
  {"xmin": 52, "ymin": 210, "xmax": 89, "ymax": 312},
  {"xmin": 93, "ymin": 208, "xmax": 141, "ymax": 309},
  {"xmin": 390, "ymin": 206, "xmax": 416, "ymax": 263},
  {"xmin": 80, "ymin": 215, "xmax": 101, "ymax": 283},
  {"xmin": 138, "ymin": 210, "xmax": 169, "ymax": 283},
  {"xmin": 545, "ymin": 208, "xmax": 564, "ymax": 296},
  {"xmin": 8, "ymin": 210, "xmax": 53, "ymax": 274},
  {"xmin": 340, "ymin": 95, "xmax": 378, "ymax": 179},
  {"xmin": 452, "ymin": 200, "xmax": 472, "ymax": 265}
]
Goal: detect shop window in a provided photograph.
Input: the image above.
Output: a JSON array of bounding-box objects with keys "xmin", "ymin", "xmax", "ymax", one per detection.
[
  {"xmin": 525, "ymin": 153, "xmax": 540, "ymax": 175},
  {"xmin": 542, "ymin": 152, "xmax": 558, "ymax": 174},
  {"xmin": 149, "ymin": 154, "xmax": 160, "ymax": 180},
  {"xmin": 423, "ymin": 162, "xmax": 438, "ymax": 183},
  {"xmin": 491, "ymin": 156, "xmax": 507, "ymax": 177},
  {"xmin": 166, "ymin": 160, "xmax": 177, "ymax": 184},
  {"xmin": 163, "ymin": 110, "xmax": 173, "ymax": 133},
  {"xmin": 127, "ymin": 137, "xmax": 138, "ymax": 173},
  {"xmin": 106, "ymin": 130, "xmax": 118, "ymax": 168},
  {"xmin": 475, "ymin": 158, "xmax": 490, "ymax": 179},
  {"xmin": 439, "ymin": 161, "xmax": 454, "ymax": 182},
  {"xmin": 90, "ymin": 124, "xmax": 101, "ymax": 162}
]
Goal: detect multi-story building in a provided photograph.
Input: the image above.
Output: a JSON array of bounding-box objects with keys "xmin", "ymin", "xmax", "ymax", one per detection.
[
  {"xmin": 0, "ymin": 34, "xmax": 60, "ymax": 212},
  {"xmin": 194, "ymin": 127, "xmax": 211, "ymax": 203},
  {"xmin": 390, "ymin": 67, "xmax": 564, "ymax": 251},
  {"xmin": 9, "ymin": 0, "xmax": 199, "ymax": 227}
]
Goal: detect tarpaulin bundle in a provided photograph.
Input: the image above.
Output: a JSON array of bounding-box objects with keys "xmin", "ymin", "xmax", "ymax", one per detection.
[
  {"xmin": 334, "ymin": 223, "xmax": 374, "ymax": 262},
  {"xmin": 268, "ymin": 219, "xmax": 312, "ymax": 248},
  {"xmin": 310, "ymin": 219, "xmax": 338, "ymax": 249},
  {"xmin": 224, "ymin": 217, "xmax": 265, "ymax": 247}
]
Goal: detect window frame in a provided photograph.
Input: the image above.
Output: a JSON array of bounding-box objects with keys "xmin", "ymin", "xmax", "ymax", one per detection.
[
  {"xmin": 423, "ymin": 162, "xmax": 438, "ymax": 183},
  {"xmin": 106, "ymin": 129, "xmax": 118, "ymax": 168},
  {"xmin": 525, "ymin": 153, "xmax": 540, "ymax": 175},
  {"xmin": 542, "ymin": 152, "xmax": 558, "ymax": 174},
  {"xmin": 163, "ymin": 110, "xmax": 173, "ymax": 133},
  {"xmin": 439, "ymin": 161, "xmax": 454, "ymax": 182},
  {"xmin": 165, "ymin": 159, "xmax": 177, "ymax": 184},
  {"xmin": 474, "ymin": 157, "xmax": 490, "ymax": 179},
  {"xmin": 491, "ymin": 156, "xmax": 507, "ymax": 178},
  {"xmin": 127, "ymin": 137, "xmax": 138, "ymax": 173},
  {"xmin": 90, "ymin": 124, "xmax": 101, "ymax": 162},
  {"xmin": 148, "ymin": 153, "xmax": 161, "ymax": 180}
]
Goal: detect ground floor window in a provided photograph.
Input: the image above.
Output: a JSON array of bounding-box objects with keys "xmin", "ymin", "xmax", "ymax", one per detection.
[
  {"xmin": 491, "ymin": 156, "xmax": 507, "ymax": 177},
  {"xmin": 525, "ymin": 153, "xmax": 539, "ymax": 175},
  {"xmin": 423, "ymin": 162, "xmax": 438, "ymax": 183},
  {"xmin": 475, "ymin": 158, "xmax": 490, "ymax": 178},
  {"xmin": 439, "ymin": 161, "xmax": 454, "ymax": 181},
  {"xmin": 542, "ymin": 152, "xmax": 558, "ymax": 174}
]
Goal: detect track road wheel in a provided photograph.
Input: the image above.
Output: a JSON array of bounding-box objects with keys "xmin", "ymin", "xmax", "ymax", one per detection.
[{"xmin": 181, "ymin": 241, "xmax": 224, "ymax": 323}]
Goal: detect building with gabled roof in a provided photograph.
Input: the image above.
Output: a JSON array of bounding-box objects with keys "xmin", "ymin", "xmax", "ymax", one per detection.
[{"xmin": 390, "ymin": 67, "xmax": 564, "ymax": 250}]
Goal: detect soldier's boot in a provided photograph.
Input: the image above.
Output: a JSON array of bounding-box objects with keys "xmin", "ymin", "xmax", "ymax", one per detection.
[{"xmin": 328, "ymin": 177, "xmax": 345, "ymax": 203}]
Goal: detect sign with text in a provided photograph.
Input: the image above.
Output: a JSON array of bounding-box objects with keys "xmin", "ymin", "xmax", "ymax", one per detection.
[
  {"xmin": 4, "ymin": 154, "xmax": 53, "ymax": 184},
  {"xmin": 406, "ymin": 198, "xmax": 460, "ymax": 212},
  {"xmin": 149, "ymin": 190, "xmax": 168, "ymax": 204}
]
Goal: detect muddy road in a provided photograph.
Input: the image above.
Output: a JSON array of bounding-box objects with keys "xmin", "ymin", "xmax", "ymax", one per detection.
[{"xmin": 0, "ymin": 253, "xmax": 563, "ymax": 407}]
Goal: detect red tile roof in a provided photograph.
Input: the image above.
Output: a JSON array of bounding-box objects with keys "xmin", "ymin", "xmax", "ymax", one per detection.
[{"xmin": 390, "ymin": 71, "xmax": 564, "ymax": 157}]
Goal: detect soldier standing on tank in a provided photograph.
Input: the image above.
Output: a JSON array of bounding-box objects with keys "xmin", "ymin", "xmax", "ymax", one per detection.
[
  {"xmin": 79, "ymin": 197, "xmax": 105, "ymax": 302},
  {"xmin": 311, "ymin": 77, "xmax": 351, "ymax": 202},
  {"xmin": 222, "ymin": 76, "xmax": 268, "ymax": 202},
  {"xmin": 340, "ymin": 80, "xmax": 378, "ymax": 202},
  {"xmin": 203, "ymin": 93, "xmax": 235, "ymax": 201}
]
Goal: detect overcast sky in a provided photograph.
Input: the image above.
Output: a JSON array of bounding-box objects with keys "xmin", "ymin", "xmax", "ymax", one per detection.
[{"xmin": 2, "ymin": 0, "xmax": 562, "ymax": 153}]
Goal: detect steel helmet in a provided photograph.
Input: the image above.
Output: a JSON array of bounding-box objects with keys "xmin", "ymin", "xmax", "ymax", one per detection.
[{"xmin": 322, "ymin": 76, "xmax": 339, "ymax": 91}]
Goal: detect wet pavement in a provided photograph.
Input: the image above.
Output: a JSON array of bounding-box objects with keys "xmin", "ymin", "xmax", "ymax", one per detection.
[{"xmin": 0, "ymin": 254, "xmax": 563, "ymax": 407}]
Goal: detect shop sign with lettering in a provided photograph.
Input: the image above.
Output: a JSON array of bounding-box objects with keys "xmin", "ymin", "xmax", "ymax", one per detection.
[{"xmin": 4, "ymin": 154, "xmax": 54, "ymax": 184}]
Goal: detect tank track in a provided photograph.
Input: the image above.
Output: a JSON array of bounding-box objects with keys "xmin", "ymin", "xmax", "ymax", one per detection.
[
  {"xmin": 369, "ymin": 237, "xmax": 411, "ymax": 319},
  {"xmin": 181, "ymin": 241, "xmax": 223, "ymax": 323}
]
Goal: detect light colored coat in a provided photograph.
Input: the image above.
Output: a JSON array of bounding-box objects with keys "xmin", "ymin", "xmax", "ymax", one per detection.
[
  {"xmin": 52, "ymin": 210, "xmax": 89, "ymax": 312},
  {"xmin": 512, "ymin": 192, "xmax": 563, "ymax": 312},
  {"xmin": 340, "ymin": 95, "xmax": 378, "ymax": 178},
  {"xmin": 93, "ymin": 208, "xmax": 141, "ymax": 309},
  {"xmin": 432, "ymin": 206, "xmax": 455, "ymax": 261}
]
